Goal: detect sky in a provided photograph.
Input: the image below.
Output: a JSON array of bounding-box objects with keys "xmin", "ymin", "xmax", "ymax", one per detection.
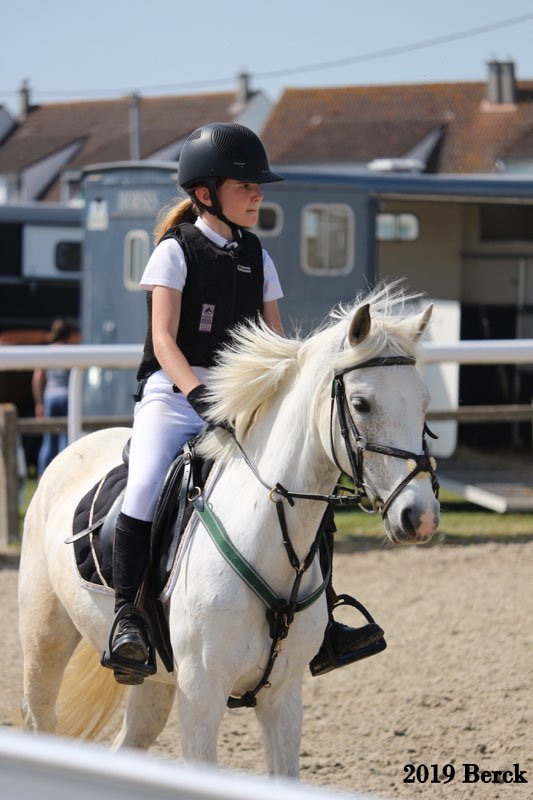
[{"xmin": 1, "ymin": 0, "xmax": 533, "ymax": 115}]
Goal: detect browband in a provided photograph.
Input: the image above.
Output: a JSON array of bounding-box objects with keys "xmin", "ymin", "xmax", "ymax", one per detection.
[{"xmin": 335, "ymin": 356, "xmax": 416, "ymax": 379}]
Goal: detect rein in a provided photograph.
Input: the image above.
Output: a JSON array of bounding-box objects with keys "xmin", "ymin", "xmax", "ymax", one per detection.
[{"xmin": 192, "ymin": 353, "xmax": 439, "ymax": 708}]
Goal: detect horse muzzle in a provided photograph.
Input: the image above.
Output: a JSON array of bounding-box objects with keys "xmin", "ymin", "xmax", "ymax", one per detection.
[{"xmin": 385, "ymin": 501, "xmax": 440, "ymax": 545}]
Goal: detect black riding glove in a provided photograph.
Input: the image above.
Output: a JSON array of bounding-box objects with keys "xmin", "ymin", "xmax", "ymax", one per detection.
[{"xmin": 186, "ymin": 383, "xmax": 211, "ymax": 421}]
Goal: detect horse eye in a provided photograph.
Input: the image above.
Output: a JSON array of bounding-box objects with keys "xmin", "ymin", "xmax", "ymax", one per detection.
[{"xmin": 352, "ymin": 396, "xmax": 370, "ymax": 413}]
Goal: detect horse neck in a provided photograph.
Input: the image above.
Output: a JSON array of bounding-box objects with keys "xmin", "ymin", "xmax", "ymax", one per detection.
[{"xmin": 242, "ymin": 361, "xmax": 339, "ymax": 554}]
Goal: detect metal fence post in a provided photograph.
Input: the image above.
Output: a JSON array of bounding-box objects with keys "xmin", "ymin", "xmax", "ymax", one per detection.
[
  {"xmin": 67, "ymin": 367, "xmax": 84, "ymax": 443},
  {"xmin": 0, "ymin": 404, "xmax": 18, "ymax": 549}
]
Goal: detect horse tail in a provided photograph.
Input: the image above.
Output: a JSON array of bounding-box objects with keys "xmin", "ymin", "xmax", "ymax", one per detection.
[{"xmin": 55, "ymin": 641, "xmax": 126, "ymax": 740}]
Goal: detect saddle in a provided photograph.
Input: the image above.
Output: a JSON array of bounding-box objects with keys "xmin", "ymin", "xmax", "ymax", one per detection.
[{"xmin": 69, "ymin": 439, "xmax": 213, "ymax": 673}]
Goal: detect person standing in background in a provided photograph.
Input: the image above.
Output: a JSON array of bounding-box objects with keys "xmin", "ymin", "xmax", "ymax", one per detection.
[{"xmin": 32, "ymin": 318, "xmax": 78, "ymax": 478}]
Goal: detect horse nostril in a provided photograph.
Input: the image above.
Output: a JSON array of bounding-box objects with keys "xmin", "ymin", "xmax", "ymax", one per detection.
[{"xmin": 400, "ymin": 507, "xmax": 415, "ymax": 538}]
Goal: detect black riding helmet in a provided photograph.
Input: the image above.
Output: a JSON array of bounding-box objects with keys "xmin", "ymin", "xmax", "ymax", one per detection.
[{"xmin": 178, "ymin": 122, "xmax": 284, "ymax": 237}]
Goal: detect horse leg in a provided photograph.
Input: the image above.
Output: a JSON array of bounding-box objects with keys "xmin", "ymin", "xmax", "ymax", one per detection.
[
  {"xmin": 18, "ymin": 580, "xmax": 80, "ymax": 733},
  {"xmin": 254, "ymin": 678, "xmax": 303, "ymax": 777},
  {"xmin": 112, "ymin": 681, "xmax": 176, "ymax": 750},
  {"xmin": 176, "ymin": 662, "xmax": 228, "ymax": 763}
]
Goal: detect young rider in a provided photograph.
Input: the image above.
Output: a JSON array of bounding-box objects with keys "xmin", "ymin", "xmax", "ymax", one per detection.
[{"xmin": 108, "ymin": 122, "xmax": 384, "ymax": 684}]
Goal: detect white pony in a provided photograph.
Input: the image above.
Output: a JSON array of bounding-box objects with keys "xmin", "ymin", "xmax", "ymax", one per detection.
[{"xmin": 18, "ymin": 287, "xmax": 439, "ymax": 777}]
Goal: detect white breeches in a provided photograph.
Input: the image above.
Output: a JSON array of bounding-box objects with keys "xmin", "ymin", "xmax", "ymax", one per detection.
[{"xmin": 121, "ymin": 370, "xmax": 205, "ymax": 521}]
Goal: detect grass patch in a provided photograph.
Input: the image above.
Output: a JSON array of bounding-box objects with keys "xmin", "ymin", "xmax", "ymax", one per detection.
[{"xmin": 333, "ymin": 488, "xmax": 533, "ymax": 549}]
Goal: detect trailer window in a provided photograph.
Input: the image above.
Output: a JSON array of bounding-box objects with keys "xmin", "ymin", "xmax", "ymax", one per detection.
[
  {"xmin": 55, "ymin": 241, "xmax": 81, "ymax": 272},
  {"xmin": 376, "ymin": 213, "xmax": 419, "ymax": 241},
  {"xmin": 124, "ymin": 230, "xmax": 150, "ymax": 291},
  {"xmin": 255, "ymin": 203, "xmax": 283, "ymax": 236},
  {"xmin": 301, "ymin": 204, "xmax": 354, "ymax": 275}
]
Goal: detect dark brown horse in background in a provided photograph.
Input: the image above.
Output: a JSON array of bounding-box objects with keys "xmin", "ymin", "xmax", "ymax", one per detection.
[{"xmin": 0, "ymin": 329, "xmax": 50, "ymax": 469}]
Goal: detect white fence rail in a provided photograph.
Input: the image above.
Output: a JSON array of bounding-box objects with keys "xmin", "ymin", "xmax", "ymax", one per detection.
[
  {"xmin": 1, "ymin": 340, "xmax": 533, "ymax": 443},
  {"xmin": 0, "ymin": 344, "xmax": 141, "ymax": 443},
  {"xmin": 1, "ymin": 339, "xmax": 533, "ymax": 545},
  {"xmin": 0, "ymin": 729, "xmax": 380, "ymax": 800}
]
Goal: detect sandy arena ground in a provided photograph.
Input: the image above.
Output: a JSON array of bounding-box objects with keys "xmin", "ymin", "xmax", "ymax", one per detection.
[{"xmin": 1, "ymin": 539, "xmax": 532, "ymax": 799}]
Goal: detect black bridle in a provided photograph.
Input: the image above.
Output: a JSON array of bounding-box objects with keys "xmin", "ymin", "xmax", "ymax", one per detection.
[
  {"xmin": 224, "ymin": 353, "xmax": 439, "ymax": 516},
  {"xmin": 329, "ymin": 355, "xmax": 439, "ymax": 517}
]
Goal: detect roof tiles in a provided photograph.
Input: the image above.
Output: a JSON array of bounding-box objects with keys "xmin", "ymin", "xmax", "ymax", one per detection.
[
  {"xmin": 0, "ymin": 92, "xmax": 238, "ymax": 199},
  {"xmin": 262, "ymin": 80, "xmax": 533, "ymax": 172}
]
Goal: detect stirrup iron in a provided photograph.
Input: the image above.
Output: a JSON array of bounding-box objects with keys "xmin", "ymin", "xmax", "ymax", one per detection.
[{"xmin": 101, "ymin": 603, "xmax": 157, "ymax": 683}]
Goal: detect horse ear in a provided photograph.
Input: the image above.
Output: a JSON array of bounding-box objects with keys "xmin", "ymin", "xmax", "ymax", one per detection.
[
  {"xmin": 348, "ymin": 303, "xmax": 371, "ymax": 347},
  {"xmin": 411, "ymin": 303, "xmax": 433, "ymax": 341}
]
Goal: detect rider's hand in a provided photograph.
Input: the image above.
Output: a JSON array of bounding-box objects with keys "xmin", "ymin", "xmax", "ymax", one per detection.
[{"xmin": 186, "ymin": 384, "xmax": 211, "ymax": 421}]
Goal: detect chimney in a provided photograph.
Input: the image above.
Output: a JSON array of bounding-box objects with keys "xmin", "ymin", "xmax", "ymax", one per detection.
[
  {"xmin": 236, "ymin": 71, "xmax": 252, "ymax": 106},
  {"xmin": 19, "ymin": 79, "xmax": 31, "ymax": 120},
  {"xmin": 486, "ymin": 60, "xmax": 516, "ymax": 105},
  {"xmin": 129, "ymin": 91, "xmax": 141, "ymax": 160}
]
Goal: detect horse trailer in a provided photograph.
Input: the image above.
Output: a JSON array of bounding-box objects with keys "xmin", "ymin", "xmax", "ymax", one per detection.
[
  {"xmin": 0, "ymin": 202, "xmax": 83, "ymax": 333},
  {"xmin": 79, "ymin": 162, "xmax": 533, "ymax": 456}
]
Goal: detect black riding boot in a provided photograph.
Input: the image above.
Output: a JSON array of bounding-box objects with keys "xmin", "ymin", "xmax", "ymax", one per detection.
[
  {"xmin": 309, "ymin": 506, "xmax": 386, "ymax": 677},
  {"xmin": 110, "ymin": 511, "xmax": 152, "ymax": 684}
]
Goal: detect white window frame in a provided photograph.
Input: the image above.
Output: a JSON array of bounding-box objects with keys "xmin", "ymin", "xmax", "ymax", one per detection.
[
  {"xmin": 254, "ymin": 202, "xmax": 284, "ymax": 237},
  {"xmin": 23, "ymin": 225, "xmax": 83, "ymax": 279},
  {"xmin": 123, "ymin": 229, "xmax": 150, "ymax": 291},
  {"xmin": 301, "ymin": 203, "xmax": 355, "ymax": 276},
  {"xmin": 376, "ymin": 212, "xmax": 419, "ymax": 242}
]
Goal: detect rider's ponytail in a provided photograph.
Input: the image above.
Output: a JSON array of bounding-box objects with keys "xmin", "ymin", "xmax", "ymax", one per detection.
[{"xmin": 153, "ymin": 198, "xmax": 198, "ymax": 245}]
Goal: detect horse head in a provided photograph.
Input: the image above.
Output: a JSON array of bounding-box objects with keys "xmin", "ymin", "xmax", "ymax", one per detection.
[
  {"xmin": 199, "ymin": 286, "xmax": 440, "ymax": 545},
  {"xmin": 322, "ymin": 300, "xmax": 440, "ymax": 545}
]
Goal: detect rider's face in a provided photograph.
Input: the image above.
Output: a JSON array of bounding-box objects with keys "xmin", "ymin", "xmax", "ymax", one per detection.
[
  {"xmin": 218, "ymin": 179, "xmax": 264, "ymax": 227},
  {"xmin": 197, "ymin": 179, "xmax": 263, "ymax": 228}
]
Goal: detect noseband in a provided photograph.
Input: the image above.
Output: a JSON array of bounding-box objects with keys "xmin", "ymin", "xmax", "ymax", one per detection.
[{"xmin": 329, "ymin": 355, "xmax": 439, "ymax": 517}]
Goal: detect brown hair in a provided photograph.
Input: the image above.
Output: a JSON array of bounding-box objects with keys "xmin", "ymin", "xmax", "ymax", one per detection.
[
  {"xmin": 48, "ymin": 318, "xmax": 77, "ymax": 344},
  {"xmin": 153, "ymin": 197, "xmax": 198, "ymax": 245},
  {"xmin": 153, "ymin": 178, "xmax": 227, "ymax": 245}
]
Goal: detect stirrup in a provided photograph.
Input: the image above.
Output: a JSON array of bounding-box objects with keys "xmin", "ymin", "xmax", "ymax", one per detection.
[
  {"xmin": 101, "ymin": 603, "xmax": 157, "ymax": 684},
  {"xmin": 309, "ymin": 634, "xmax": 387, "ymax": 677},
  {"xmin": 309, "ymin": 593, "xmax": 386, "ymax": 677}
]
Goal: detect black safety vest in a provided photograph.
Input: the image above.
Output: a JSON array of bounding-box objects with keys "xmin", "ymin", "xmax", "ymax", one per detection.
[{"xmin": 137, "ymin": 222, "xmax": 264, "ymax": 379}]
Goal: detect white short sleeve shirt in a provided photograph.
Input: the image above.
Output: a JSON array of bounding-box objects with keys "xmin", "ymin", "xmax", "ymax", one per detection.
[{"xmin": 140, "ymin": 216, "xmax": 283, "ymax": 302}]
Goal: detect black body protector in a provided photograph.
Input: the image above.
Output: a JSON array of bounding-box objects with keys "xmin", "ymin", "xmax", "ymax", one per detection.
[{"xmin": 137, "ymin": 222, "xmax": 264, "ymax": 379}]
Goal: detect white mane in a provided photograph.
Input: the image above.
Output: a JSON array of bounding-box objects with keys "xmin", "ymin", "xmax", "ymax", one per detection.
[{"xmin": 198, "ymin": 283, "xmax": 425, "ymax": 463}]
